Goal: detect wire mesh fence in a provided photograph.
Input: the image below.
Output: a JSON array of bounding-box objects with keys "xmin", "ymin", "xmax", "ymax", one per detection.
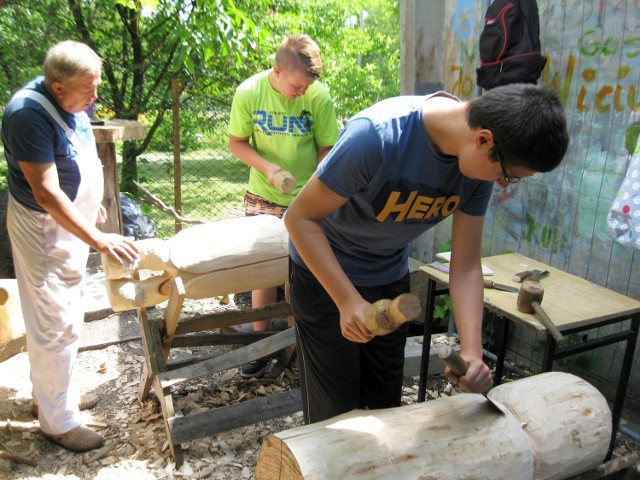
[{"xmin": 130, "ymin": 110, "xmax": 249, "ymax": 238}]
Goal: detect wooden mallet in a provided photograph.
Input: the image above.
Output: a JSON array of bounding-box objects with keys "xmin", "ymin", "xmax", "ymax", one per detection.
[
  {"xmin": 516, "ymin": 280, "xmax": 565, "ymax": 344},
  {"xmin": 364, "ymin": 293, "xmax": 422, "ymax": 336},
  {"xmin": 272, "ymin": 169, "xmax": 297, "ymax": 195}
]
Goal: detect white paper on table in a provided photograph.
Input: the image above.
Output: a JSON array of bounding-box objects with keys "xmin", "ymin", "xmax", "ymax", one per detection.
[{"xmin": 433, "ymin": 252, "xmax": 493, "ymax": 276}]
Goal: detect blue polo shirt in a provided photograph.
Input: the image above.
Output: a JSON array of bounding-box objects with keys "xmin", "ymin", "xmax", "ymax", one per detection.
[{"xmin": 2, "ymin": 76, "xmax": 94, "ymax": 212}]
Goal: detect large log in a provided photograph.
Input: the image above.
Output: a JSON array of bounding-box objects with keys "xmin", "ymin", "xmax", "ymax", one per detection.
[
  {"xmin": 256, "ymin": 372, "xmax": 611, "ymax": 480},
  {"xmin": 103, "ymin": 215, "xmax": 289, "ymax": 311},
  {"xmin": 0, "ymin": 279, "xmax": 26, "ymax": 361},
  {"xmin": 487, "ymin": 372, "xmax": 611, "ymax": 480}
]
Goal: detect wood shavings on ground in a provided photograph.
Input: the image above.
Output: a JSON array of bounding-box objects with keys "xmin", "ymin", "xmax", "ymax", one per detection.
[{"xmin": 0, "ymin": 296, "xmax": 637, "ymax": 479}]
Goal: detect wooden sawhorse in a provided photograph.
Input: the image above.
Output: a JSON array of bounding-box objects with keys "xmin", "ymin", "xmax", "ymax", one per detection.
[
  {"xmin": 101, "ymin": 215, "xmax": 299, "ymax": 466},
  {"xmin": 136, "ymin": 276, "xmax": 300, "ymax": 466}
]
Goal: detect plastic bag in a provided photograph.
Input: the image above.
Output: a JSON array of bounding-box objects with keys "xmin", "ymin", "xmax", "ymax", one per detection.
[
  {"xmin": 607, "ymin": 153, "xmax": 640, "ymax": 250},
  {"xmin": 120, "ymin": 194, "xmax": 156, "ymax": 240}
]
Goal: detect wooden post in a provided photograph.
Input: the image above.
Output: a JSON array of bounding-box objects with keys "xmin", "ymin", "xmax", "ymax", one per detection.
[
  {"xmin": 171, "ymin": 79, "xmax": 183, "ymax": 234},
  {"xmin": 92, "ymin": 119, "xmax": 147, "ymax": 234}
]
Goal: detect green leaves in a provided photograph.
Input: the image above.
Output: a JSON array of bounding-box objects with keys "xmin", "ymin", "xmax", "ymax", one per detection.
[
  {"xmin": 0, "ymin": 0, "xmax": 399, "ymax": 194},
  {"xmin": 257, "ymin": 0, "xmax": 399, "ymax": 122},
  {"xmin": 113, "ymin": 0, "xmax": 159, "ymax": 10},
  {"xmin": 625, "ymin": 121, "xmax": 640, "ymax": 155}
]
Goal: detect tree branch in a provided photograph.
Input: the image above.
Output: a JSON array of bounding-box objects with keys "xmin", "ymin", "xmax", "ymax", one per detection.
[{"xmin": 133, "ymin": 181, "xmax": 205, "ymax": 225}]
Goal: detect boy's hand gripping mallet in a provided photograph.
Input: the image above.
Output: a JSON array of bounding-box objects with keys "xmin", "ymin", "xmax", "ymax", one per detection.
[{"xmin": 364, "ymin": 293, "xmax": 421, "ymax": 336}]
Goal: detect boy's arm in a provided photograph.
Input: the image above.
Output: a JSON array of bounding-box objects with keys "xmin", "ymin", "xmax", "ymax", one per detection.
[
  {"xmin": 317, "ymin": 144, "xmax": 333, "ymax": 162},
  {"xmin": 228, "ymin": 85, "xmax": 286, "ymax": 183},
  {"xmin": 284, "ymin": 174, "xmax": 373, "ymax": 343},
  {"xmin": 447, "ymin": 209, "xmax": 493, "ymax": 393},
  {"xmin": 228, "ymin": 134, "xmax": 283, "ymax": 184}
]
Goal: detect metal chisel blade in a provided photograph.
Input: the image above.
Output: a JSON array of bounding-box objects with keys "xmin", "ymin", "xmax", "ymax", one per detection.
[
  {"xmin": 483, "ymin": 279, "xmax": 519, "ymax": 293},
  {"xmin": 437, "ymin": 346, "xmax": 506, "ymax": 415}
]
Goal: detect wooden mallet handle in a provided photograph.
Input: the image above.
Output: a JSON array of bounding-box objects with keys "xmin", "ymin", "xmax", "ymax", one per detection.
[
  {"xmin": 437, "ymin": 345, "xmax": 469, "ymax": 376},
  {"xmin": 364, "ymin": 293, "xmax": 421, "ymax": 336},
  {"xmin": 272, "ymin": 169, "xmax": 297, "ymax": 194},
  {"xmin": 517, "ymin": 281, "xmax": 565, "ymax": 344}
]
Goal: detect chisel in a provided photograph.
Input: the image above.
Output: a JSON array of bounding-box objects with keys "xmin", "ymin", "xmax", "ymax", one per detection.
[{"xmin": 437, "ymin": 345, "xmax": 506, "ymax": 415}]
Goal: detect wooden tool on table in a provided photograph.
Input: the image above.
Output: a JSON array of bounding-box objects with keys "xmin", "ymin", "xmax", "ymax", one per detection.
[
  {"xmin": 364, "ymin": 293, "xmax": 421, "ymax": 336},
  {"xmin": 438, "ymin": 345, "xmax": 506, "ymax": 415},
  {"xmin": 516, "ymin": 280, "xmax": 565, "ymax": 344},
  {"xmin": 483, "ymin": 278, "xmax": 519, "ymax": 293},
  {"xmin": 437, "ymin": 345, "xmax": 505, "ymax": 415},
  {"xmin": 272, "ymin": 169, "xmax": 296, "ymax": 194},
  {"xmin": 512, "ymin": 269, "xmax": 550, "ymax": 283}
]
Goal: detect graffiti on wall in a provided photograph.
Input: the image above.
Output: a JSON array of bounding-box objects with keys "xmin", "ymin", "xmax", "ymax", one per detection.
[
  {"xmin": 448, "ymin": 0, "xmax": 480, "ymax": 98},
  {"xmin": 547, "ymin": 31, "xmax": 640, "ymax": 113},
  {"xmin": 445, "ymin": 0, "xmax": 640, "ymax": 261}
]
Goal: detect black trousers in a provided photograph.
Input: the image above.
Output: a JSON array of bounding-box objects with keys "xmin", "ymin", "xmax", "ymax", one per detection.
[{"xmin": 289, "ymin": 258, "xmax": 410, "ymax": 424}]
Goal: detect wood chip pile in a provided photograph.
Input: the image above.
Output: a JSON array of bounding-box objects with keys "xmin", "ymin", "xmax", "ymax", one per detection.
[{"xmin": 0, "ymin": 298, "xmax": 637, "ymax": 479}]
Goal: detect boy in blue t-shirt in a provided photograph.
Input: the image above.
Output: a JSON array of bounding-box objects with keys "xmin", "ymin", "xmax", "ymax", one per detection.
[{"xmin": 285, "ymin": 84, "xmax": 569, "ymax": 423}]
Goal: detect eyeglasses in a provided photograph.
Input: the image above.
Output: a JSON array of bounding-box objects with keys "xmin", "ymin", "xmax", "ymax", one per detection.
[{"xmin": 494, "ymin": 143, "xmax": 521, "ymax": 184}]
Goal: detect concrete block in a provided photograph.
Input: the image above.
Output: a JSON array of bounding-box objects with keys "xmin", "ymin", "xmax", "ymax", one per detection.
[{"xmin": 404, "ymin": 334, "xmax": 459, "ymax": 377}]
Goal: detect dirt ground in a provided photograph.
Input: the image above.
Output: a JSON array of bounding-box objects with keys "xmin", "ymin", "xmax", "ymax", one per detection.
[
  {"xmin": 0, "ymin": 294, "xmax": 432, "ymax": 479},
  {"xmin": 0, "ymin": 295, "xmax": 639, "ymax": 479}
]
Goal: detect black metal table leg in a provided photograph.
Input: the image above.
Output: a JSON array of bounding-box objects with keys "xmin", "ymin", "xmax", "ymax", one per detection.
[
  {"xmin": 493, "ymin": 313, "xmax": 510, "ymax": 386},
  {"xmin": 606, "ymin": 313, "xmax": 640, "ymax": 460},
  {"xmin": 542, "ymin": 334, "xmax": 557, "ymax": 372},
  {"xmin": 418, "ymin": 279, "xmax": 438, "ymax": 403}
]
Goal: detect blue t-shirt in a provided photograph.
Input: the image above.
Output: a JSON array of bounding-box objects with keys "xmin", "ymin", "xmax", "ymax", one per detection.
[
  {"xmin": 289, "ymin": 93, "xmax": 494, "ymax": 286},
  {"xmin": 2, "ymin": 77, "xmax": 94, "ymax": 212}
]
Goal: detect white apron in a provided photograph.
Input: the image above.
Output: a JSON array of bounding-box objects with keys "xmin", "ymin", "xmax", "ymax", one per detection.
[{"xmin": 7, "ymin": 90, "xmax": 103, "ymax": 434}]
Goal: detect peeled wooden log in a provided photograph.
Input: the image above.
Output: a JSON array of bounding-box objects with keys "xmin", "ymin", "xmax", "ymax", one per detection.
[
  {"xmin": 0, "ymin": 280, "xmax": 24, "ymax": 342},
  {"xmin": 256, "ymin": 372, "xmax": 611, "ymax": 480},
  {"xmin": 103, "ymin": 215, "xmax": 289, "ymax": 311},
  {"xmin": 0, "ymin": 279, "xmax": 25, "ymax": 361},
  {"xmin": 487, "ymin": 372, "xmax": 611, "ymax": 480}
]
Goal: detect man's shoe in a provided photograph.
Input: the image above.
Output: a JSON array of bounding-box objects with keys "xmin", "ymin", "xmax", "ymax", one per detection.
[
  {"xmin": 32, "ymin": 393, "xmax": 100, "ymax": 417},
  {"xmin": 43, "ymin": 425, "xmax": 104, "ymax": 452},
  {"xmin": 240, "ymin": 359, "xmax": 267, "ymax": 379}
]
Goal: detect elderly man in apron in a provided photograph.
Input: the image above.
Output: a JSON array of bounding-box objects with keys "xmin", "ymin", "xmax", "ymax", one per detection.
[{"xmin": 2, "ymin": 40, "xmax": 139, "ymax": 452}]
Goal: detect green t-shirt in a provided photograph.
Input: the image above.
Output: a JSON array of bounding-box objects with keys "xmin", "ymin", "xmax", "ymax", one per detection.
[{"xmin": 228, "ymin": 69, "xmax": 340, "ymax": 206}]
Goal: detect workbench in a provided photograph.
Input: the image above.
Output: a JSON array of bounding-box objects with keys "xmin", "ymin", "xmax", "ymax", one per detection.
[
  {"xmin": 100, "ymin": 214, "xmax": 300, "ymax": 467},
  {"xmin": 417, "ymin": 252, "xmax": 640, "ymax": 459}
]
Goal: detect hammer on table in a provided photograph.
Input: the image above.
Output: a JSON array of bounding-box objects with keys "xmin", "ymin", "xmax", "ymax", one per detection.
[
  {"xmin": 364, "ymin": 293, "xmax": 422, "ymax": 336},
  {"xmin": 516, "ymin": 280, "xmax": 565, "ymax": 344}
]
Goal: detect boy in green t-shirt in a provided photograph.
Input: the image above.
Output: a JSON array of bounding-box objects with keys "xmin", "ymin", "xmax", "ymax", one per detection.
[{"xmin": 228, "ymin": 34, "xmax": 339, "ymax": 378}]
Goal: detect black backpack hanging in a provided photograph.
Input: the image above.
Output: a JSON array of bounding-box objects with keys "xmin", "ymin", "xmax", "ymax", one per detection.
[{"xmin": 476, "ymin": 0, "xmax": 547, "ymax": 90}]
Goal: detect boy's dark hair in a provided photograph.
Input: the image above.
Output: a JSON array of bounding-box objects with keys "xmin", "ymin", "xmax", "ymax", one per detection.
[{"xmin": 466, "ymin": 83, "xmax": 568, "ymax": 172}]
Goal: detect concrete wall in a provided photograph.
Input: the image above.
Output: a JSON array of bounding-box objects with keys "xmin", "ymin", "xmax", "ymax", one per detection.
[{"xmin": 402, "ymin": 0, "xmax": 640, "ymax": 416}]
